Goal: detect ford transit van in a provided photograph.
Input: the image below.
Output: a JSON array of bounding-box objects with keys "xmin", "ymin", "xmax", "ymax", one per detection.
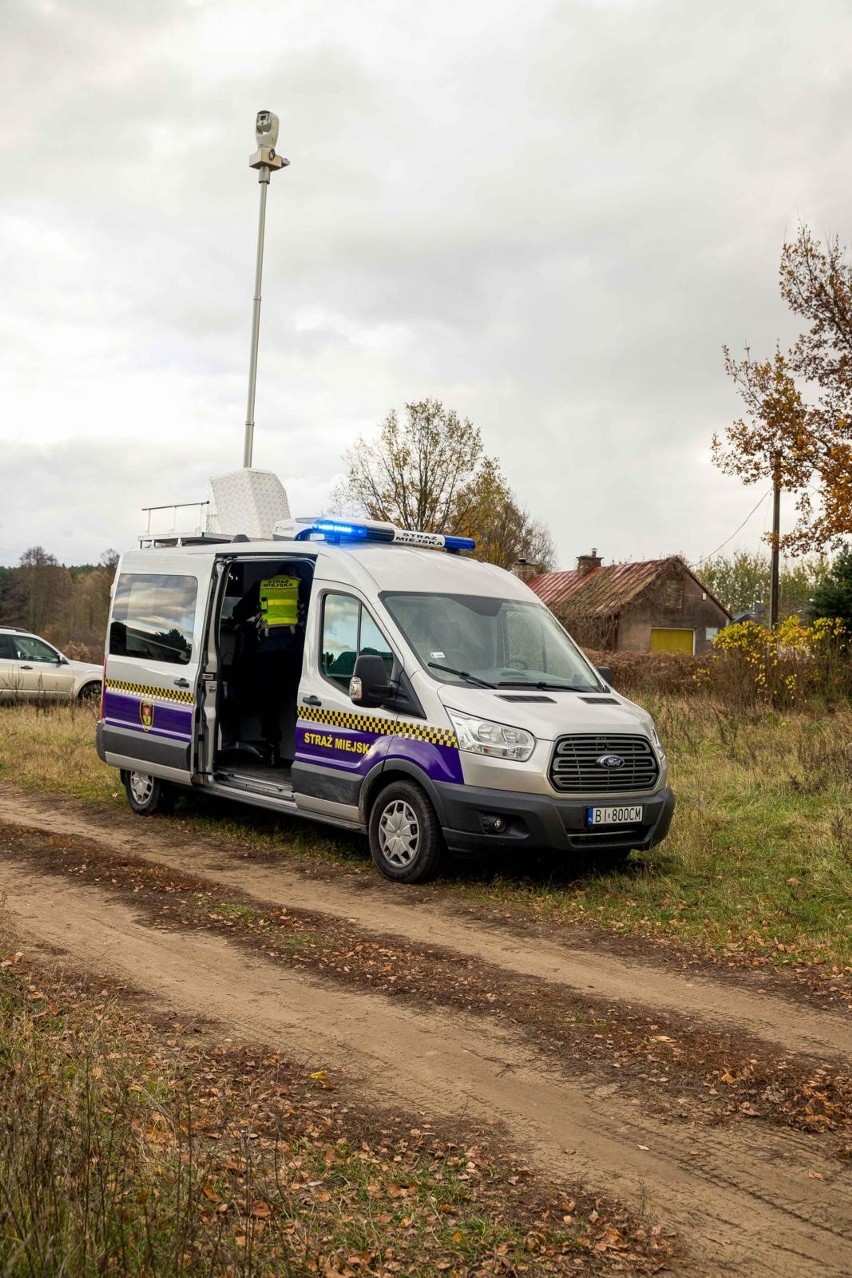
[{"xmin": 97, "ymin": 517, "xmax": 674, "ymax": 882}]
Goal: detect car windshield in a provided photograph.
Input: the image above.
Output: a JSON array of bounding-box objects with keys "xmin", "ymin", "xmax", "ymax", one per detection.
[{"xmin": 381, "ymin": 592, "xmax": 604, "ymax": 691}]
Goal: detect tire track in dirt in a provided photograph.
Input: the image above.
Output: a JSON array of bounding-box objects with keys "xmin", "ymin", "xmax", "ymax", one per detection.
[
  {"xmin": 2, "ymin": 788, "xmax": 849, "ymax": 1059},
  {"xmin": 0, "ymin": 855, "xmax": 849, "ymax": 1278}
]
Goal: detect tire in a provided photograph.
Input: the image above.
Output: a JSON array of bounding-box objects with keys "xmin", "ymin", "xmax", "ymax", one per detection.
[
  {"xmin": 77, "ymin": 682, "xmax": 101, "ymax": 704},
  {"xmin": 368, "ymin": 780, "xmax": 444, "ymax": 884},
  {"xmin": 124, "ymin": 770, "xmax": 170, "ymax": 816}
]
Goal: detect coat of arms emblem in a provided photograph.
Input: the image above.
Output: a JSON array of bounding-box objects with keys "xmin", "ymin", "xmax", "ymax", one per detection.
[{"xmin": 139, "ymin": 701, "xmax": 154, "ymax": 731}]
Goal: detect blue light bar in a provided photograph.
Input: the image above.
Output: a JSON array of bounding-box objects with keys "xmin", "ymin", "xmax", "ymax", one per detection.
[
  {"xmin": 294, "ymin": 517, "xmax": 475, "ymax": 553},
  {"xmin": 295, "ymin": 518, "xmax": 395, "ymax": 544},
  {"xmin": 444, "ymin": 535, "xmax": 477, "ymax": 554}
]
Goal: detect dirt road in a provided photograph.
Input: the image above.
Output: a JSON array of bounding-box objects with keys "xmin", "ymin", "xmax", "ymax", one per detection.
[{"xmin": 0, "ymin": 786, "xmax": 849, "ymax": 1277}]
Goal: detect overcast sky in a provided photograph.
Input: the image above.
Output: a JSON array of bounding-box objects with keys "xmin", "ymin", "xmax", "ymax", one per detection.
[{"xmin": 2, "ymin": 0, "xmax": 850, "ymax": 571}]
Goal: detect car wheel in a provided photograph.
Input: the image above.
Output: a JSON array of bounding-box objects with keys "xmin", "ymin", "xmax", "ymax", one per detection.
[
  {"xmin": 77, "ymin": 682, "xmax": 101, "ymax": 704},
  {"xmin": 124, "ymin": 771, "xmax": 169, "ymax": 816},
  {"xmin": 368, "ymin": 780, "xmax": 444, "ymax": 883}
]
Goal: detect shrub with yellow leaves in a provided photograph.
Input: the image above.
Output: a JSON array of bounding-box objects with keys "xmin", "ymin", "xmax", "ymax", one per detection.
[{"xmin": 711, "ymin": 617, "xmax": 849, "ymax": 705}]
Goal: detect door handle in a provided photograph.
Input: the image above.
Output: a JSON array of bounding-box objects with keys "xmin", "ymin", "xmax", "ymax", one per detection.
[
  {"xmin": 302, "ymin": 694, "xmax": 322, "ymax": 707},
  {"xmin": 173, "ymin": 678, "xmax": 190, "ymax": 688},
  {"xmin": 21, "ymin": 665, "xmax": 32, "ymax": 670}
]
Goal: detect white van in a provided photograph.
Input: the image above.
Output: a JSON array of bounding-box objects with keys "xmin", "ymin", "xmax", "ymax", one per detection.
[{"xmin": 97, "ymin": 516, "xmax": 674, "ymax": 882}]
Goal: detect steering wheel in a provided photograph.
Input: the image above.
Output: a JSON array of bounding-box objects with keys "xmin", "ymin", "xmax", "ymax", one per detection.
[{"xmin": 504, "ymin": 657, "xmax": 528, "ymax": 671}]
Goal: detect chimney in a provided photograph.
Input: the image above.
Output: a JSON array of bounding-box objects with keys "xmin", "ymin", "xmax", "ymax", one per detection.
[
  {"xmin": 513, "ymin": 557, "xmax": 538, "ymax": 584},
  {"xmin": 576, "ymin": 547, "xmax": 602, "ymax": 578}
]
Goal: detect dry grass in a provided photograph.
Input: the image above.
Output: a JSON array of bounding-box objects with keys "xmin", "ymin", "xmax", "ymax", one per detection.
[
  {"xmin": 0, "ymin": 702, "xmax": 116, "ymax": 804},
  {"xmin": 0, "ymin": 699, "xmax": 850, "ymax": 970},
  {"xmin": 585, "ymin": 640, "xmax": 852, "ymax": 707},
  {"xmin": 456, "ymin": 698, "xmax": 852, "ymax": 972},
  {"xmin": 0, "ymin": 947, "xmax": 665, "ymax": 1276}
]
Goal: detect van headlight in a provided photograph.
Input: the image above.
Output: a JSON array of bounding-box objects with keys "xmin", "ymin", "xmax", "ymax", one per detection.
[
  {"xmin": 646, "ymin": 719, "xmax": 665, "ymax": 756},
  {"xmin": 447, "ymin": 709, "xmax": 535, "ymax": 762}
]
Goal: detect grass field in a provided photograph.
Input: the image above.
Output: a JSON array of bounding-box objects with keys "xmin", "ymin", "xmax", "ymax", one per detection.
[
  {"xmin": 0, "ymin": 697, "xmax": 847, "ymax": 1274},
  {"xmin": 3, "ymin": 943, "xmax": 647, "ymax": 1277},
  {"xmin": 0, "ymin": 697, "xmax": 850, "ymax": 971}
]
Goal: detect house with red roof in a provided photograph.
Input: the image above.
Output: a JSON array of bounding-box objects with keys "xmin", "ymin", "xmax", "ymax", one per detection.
[{"xmin": 518, "ymin": 550, "xmax": 730, "ymax": 655}]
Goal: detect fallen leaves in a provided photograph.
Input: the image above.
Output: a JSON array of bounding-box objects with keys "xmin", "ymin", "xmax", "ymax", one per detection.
[{"xmin": 4, "ymin": 821, "xmax": 851, "ymax": 1156}]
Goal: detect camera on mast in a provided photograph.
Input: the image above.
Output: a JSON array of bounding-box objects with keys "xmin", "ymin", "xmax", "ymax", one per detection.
[{"xmin": 255, "ymin": 110, "xmax": 279, "ymax": 149}]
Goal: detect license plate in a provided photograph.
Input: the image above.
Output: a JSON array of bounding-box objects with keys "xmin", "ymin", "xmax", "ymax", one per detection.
[{"xmin": 586, "ymin": 805, "xmax": 643, "ymax": 827}]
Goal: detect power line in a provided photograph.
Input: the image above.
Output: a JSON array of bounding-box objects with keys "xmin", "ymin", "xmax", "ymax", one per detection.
[{"xmin": 690, "ymin": 488, "xmax": 772, "ymax": 568}]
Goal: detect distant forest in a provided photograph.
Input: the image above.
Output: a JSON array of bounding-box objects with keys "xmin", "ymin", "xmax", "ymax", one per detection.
[{"xmin": 0, "ymin": 546, "xmax": 117, "ymax": 660}]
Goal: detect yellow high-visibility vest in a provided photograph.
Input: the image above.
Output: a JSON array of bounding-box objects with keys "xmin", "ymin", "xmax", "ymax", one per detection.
[{"xmin": 259, "ymin": 575, "xmax": 300, "ymax": 628}]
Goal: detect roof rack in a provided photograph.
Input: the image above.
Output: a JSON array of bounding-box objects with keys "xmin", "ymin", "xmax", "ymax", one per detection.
[
  {"xmin": 293, "ymin": 517, "xmax": 476, "ymax": 554},
  {"xmin": 139, "ymin": 501, "xmax": 237, "ymax": 548},
  {"xmin": 140, "ymin": 532, "xmax": 237, "ymax": 548}
]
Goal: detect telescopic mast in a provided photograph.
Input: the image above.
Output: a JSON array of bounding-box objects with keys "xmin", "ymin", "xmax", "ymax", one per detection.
[{"xmin": 243, "ymin": 110, "xmax": 289, "ymax": 469}]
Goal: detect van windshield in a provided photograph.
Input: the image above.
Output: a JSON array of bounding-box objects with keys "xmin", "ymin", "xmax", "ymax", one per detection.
[{"xmin": 381, "ymin": 593, "xmax": 604, "ymax": 691}]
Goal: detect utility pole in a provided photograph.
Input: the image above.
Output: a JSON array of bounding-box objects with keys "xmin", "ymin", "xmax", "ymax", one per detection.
[
  {"xmin": 243, "ymin": 110, "xmax": 289, "ymax": 470},
  {"xmin": 768, "ymin": 452, "xmax": 781, "ymax": 628}
]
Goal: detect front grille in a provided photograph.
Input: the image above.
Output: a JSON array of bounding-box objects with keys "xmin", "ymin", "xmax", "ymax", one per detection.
[
  {"xmin": 567, "ymin": 826, "xmax": 646, "ymax": 848},
  {"xmin": 549, "ymin": 733, "xmax": 659, "ymax": 794}
]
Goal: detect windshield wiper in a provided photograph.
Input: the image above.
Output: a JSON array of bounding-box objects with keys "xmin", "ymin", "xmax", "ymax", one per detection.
[
  {"xmin": 496, "ymin": 680, "xmax": 600, "ymax": 691},
  {"xmin": 427, "ymin": 662, "xmax": 497, "ymax": 689}
]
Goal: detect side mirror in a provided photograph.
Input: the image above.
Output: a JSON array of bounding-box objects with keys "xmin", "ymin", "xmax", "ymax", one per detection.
[
  {"xmin": 349, "ymin": 653, "xmax": 393, "ymax": 708},
  {"xmin": 59, "ymin": 656, "xmax": 69, "ymax": 665},
  {"xmin": 596, "ymin": 665, "xmax": 612, "ymax": 685}
]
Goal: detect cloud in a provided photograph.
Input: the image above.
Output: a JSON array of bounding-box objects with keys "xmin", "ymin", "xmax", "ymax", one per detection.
[{"xmin": 2, "ymin": 0, "xmax": 851, "ymax": 572}]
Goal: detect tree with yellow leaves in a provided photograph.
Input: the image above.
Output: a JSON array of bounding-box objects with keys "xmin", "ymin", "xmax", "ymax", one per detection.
[
  {"xmin": 715, "ymin": 225, "xmax": 852, "ymax": 553},
  {"xmin": 713, "ymin": 347, "xmax": 809, "ymax": 497},
  {"xmin": 334, "ymin": 399, "xmax": 555, "ymax": 569},
  {"xmin": 713, "ymin": 347, "xmax": 809, "ymax": 621},
  {"xmin": 779, "ymin": 226, "xmax": 852, "ymax": 549}
]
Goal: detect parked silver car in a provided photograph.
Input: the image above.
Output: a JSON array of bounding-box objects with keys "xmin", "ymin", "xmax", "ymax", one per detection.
[{"xmin": 0, "ymin": 627, "xmax": 103, "ymax": 702}]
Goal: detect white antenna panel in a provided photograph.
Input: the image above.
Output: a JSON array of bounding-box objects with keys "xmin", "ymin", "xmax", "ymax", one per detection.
[{"xmin": 207, "ymin": 469, "xmax": 291, "ymax": 539}]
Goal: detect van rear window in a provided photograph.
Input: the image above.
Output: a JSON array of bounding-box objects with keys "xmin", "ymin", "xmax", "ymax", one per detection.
[{"xmin": 110, "ymin": 573, "xmax": 198, "ymax": 665}]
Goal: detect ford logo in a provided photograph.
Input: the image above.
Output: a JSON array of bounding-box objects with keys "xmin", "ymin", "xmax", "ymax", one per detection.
[{"xmin": 596, "ymin": 753, "xmax": 625, "ymax": 769}]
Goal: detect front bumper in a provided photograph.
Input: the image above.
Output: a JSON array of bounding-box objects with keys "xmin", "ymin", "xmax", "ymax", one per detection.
[{"xmin": 433, "ymin": 781, "xmax": 675, "ymax": 856}]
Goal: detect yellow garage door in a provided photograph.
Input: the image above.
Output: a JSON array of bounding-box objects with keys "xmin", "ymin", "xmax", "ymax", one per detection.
[{"xmin": 650, "ymin": 628, "xmax": 694, "ymax": 654}]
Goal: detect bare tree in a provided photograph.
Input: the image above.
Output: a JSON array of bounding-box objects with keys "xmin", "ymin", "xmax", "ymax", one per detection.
[
  {"xmin": 335, "ymin": 399, "xmax": 487, "ymax": 533},
  {"xmin": 18, "ymin": 546, "xmax": 71, "ymax": 636},
  {"xmin": 335, "ymin": 399, "xmax": 556, "ymax": 568}
]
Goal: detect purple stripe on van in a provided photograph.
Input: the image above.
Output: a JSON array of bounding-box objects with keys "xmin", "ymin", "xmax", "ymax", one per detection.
[
  {"xmin": 294, "ymin": 724, "xmax": 463, "ymax": 785},
  {"xmin": 295, "ymin": 725, "xmax": 388, "ymax": 777},
  {"xmin": 103, "ymin": 689, "xmax": 193, "ymax": 740},
  {"xmin": 385, "ymin": 736, "xmax": 464, "ymax": 785}
]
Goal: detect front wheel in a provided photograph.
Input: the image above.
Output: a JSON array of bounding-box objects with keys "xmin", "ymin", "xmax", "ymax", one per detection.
[
  {"xmin": 368, "ymin": 781, "xmax": 444, "ymax": 883},
  {"xmin": 124, "ymin": 770, "xmax": 170, "ymax": 816}
]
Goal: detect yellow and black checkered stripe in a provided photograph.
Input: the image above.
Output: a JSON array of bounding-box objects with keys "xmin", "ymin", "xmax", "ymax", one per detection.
[
  {"xmin": 299, "ymin": 703, "xmax": 457, "ymax": 748},
  {"xmin": 106, "ymin": 678, "xmax": 194, "ymax": 706}
]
